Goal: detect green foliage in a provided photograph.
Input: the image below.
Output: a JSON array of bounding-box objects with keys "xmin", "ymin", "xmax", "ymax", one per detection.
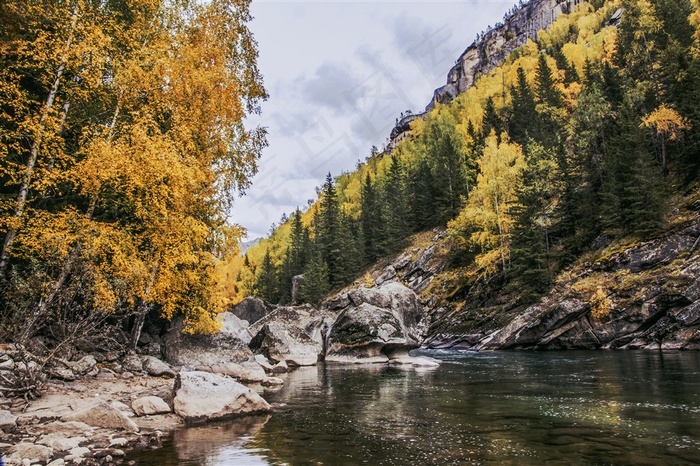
[
  {"xmin": 255, "ymin": 250, "xmax": 279, "ymax": 303},
  {"xmin": 300, "ymin": 248, "xmax": 330, "ymax": 305}
]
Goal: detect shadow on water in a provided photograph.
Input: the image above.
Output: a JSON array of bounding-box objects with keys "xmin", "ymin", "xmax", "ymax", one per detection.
[{"xmin": 129, "ymin": 351, "xmax": 700, "ymax": 465}]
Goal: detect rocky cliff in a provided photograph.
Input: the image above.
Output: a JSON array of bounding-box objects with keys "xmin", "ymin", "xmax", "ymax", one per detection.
[
  {"xmin": 427, "ymin": 0, "xmax": 584, "ymax": 110},
  {"xmin": 387, "ymin": 0, "xmax": 587, "ymax": 149},
  {"xmin": 424, "ymin": 212, "xmax": 700, "ymax": 351}
]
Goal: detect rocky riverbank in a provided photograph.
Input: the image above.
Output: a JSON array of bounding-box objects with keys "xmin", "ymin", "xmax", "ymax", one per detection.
[
  {"xmin": 1, "ymin": 278, "xmax": 437, "ymax": 464},
  {"xmin": 425, "ymin": 213, "xmax": 700, "ymax": 351}
]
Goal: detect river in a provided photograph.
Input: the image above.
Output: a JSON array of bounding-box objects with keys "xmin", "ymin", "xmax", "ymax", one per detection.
[{"xmin": 129, "ymin": 351, "xmax": 700, "ymax": 465}]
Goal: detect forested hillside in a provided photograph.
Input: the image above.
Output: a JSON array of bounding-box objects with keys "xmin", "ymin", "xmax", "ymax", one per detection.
[{"xmin": 232, "ymin": 0, "xmax": 700, "ymax": 316}]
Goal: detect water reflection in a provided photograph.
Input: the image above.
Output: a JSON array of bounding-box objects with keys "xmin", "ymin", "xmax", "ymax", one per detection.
[{"xmin": 129, "ymin": 351, "xmax": 700, "ymax": 465}]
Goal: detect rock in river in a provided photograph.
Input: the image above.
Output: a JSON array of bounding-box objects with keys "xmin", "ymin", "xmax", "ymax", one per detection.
[{"xmin": 173, "ymin": 371, "xmax": 271, "ymax": 424}]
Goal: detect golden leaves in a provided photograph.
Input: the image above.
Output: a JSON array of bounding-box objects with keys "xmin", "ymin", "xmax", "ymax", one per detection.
[
  {"xmin": 448, "ymin": 134, "xmax": 525, "ymax": 277},
  {"xmin": 641, "ymin": 105, "xmax": 691, "ymax": 141},
  {"xmin": 0, "ymin": 0, "xmax": 265, "ymax": 332}
]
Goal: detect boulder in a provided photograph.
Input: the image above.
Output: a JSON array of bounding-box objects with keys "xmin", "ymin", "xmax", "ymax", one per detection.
[
  {"xmin": 249, "ymin": 306, "xmax": 333, "ymax": 366},
  {"xmin": 261, "ymin": 376, "xmax": 284, "ymax": 387},
  {"xmin": 41, "ymin": 421, "xmax": 94, "ymax": 437},
  {"xmin": 326, "ymin": 303, "xmax": 407, "ymax": 363},
  {"xmin": 122, "ymin": 352, "xmax": 144, "ymax": 373},
  {"xmin": 8, "ymin": 443, "xmax": 53, "ymax": 464},
  {"xmin": 68, "ymin": 355, "xmax": 98, "ymax": 377},
  {"xmin": 143, "ymin": 356, "xmax": 177, "ymax": 378},
  {"xmin": 132, "ymin": 396, "xmax": 171, "ymax": 416},
  {"xmin": 326, "ymin": 282, "xmax": 428, "ymax": 362},
  {"xmin": 291, "ymin": 275, "xmax": 304, "ymax": 304},
  {"xmin": 271, "ymin": 360, "xmax": 288, "ymax": 373},
  {"xmin": 374, "ymin": 266, "xmax": 397, "ymax": 286},
  {"xmin": 47, "ymin": 365, "xmax": 77, "ymax": 381},
  {"xmin": 254, "ymin": 354, "xmax": 275, "ymax": 372},
  {"xmin": 163, "ymin": 313, "xmax": 254, "ymax": 367},
  {"xmin": 230, "ymin": 297, "xmax": 270, "ymax": 325},
  {"xmin": 37, "ymin": 433, "xmax": 87, "ymax": 451},
  {"xmin": 0, "ymin": 409, "xmax": 17, "ymax": 431},
  {"xmin": 172, "ymin": 371, "xmax": 271, "ymax": 423},
  {"xmin": 200, "ymin": 361, "xmax": 267, "ymax": 383},
  {"xmin": 62, "ymin": 400, "xmax": 139, "ymax": 433}
]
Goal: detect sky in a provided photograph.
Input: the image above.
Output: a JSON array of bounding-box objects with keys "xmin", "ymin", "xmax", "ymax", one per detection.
[{"xmin": 231, "ymin": 0, "xmax": 515, "ymax": 240}]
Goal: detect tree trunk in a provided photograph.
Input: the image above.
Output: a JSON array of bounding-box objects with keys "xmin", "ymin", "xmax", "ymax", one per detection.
[
  {"xmin": 129, "ymin": 261, "xmax": 159, "ymax": 351},
  {"xmin": 0, "ymin": 13, "xmax": 78, "ymax": 276}
]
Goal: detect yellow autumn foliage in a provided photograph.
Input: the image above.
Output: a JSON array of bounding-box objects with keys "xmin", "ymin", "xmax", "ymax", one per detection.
[
  {"xmin": 0, "ymin": 0, "xmax": 267, "ymax": 339},
  {"xmin": 448, "ymin": 134, "xmax": 525, "ymax": 276}
]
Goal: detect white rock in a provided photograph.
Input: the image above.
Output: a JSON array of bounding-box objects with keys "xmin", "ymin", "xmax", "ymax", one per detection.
[
  {"xmin": 254, "ymin": 354, "xmax": 274, "ymax": 371},
  {"xmin": 110, "ymin": 401, "xmax": 134, "ymax": 416},
  {"xmin": 388, "ymin": 355, "xmax": 441, "ymax": 367},
  {"xmin": 142, "ymin": 356, "xmax": 176, "ymax": 378},
  {"xmin": 109, "ymin": 437, "xmax": 128, "ymax": 447},
  {"xmin": 173, "ymin": 371, "xmax": 271, "ymax": 423},
  {"xmin": 37, "ymin": 433, "xmax": 87, "ymax": 451},
  {"xmin": 68, "ymin": 446, "xmax": 90, "ymax": 457},
  {"xmin": 261, "ymin": 377, "xmax": 284, "ymax": 387},
  {"xmin": 8, "ymin": 443, "xmax": 53, "ymax": 464},
  {"xmin": 271, "ymin": 360, "xmax": 288, "ymax": 373},
  {"xmin": 47, "ymin": 459, "xmax": 65, "ymax": 466},
  {"xmin": 62, "ymin": 400, "xmax": 139, "ymax": 433},
  {"xmin": 131, "ymin": 396, "xmax": 171, "ymax": 416}
]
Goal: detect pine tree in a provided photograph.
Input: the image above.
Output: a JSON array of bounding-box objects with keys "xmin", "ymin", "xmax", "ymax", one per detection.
[
  {"xmin": 316, "ymin": 173, "xmax": 344, "ymax": 288},
  {"xmin": 482, "ymin": 96, "xmax": 503, "ymax": 141},
  {"xmin": 300, "ymin": 247, "xmax": 329, "ymax": 305},
  {"xmin": 383, "ymin": 154, "xmax": 411, "ymax": 253},
  {"xmin": 256, "ymin": 250, "xmax": 279, "ymax": 304},
  {"xmin": 508, "ymin": 67, "xmax": 537, "ymax": 147},
  {"xmin": 409, "ymin": 158, "xmax": 438, "ymax": 231},
  {"xmin": 509, "ymin": 143, "xmax": 560, "ymax": 301},
  {"xmin": 278, "ymin": 209, "xmax": 310, "ymax": 303},
  {"xmin": 535, "ymin": 53, "xmax": 564, "ymax": 109},
  {"xmin": 600, "ymin": 100, "xmax": 667, "ymax": 237},
  {"xmin": 424, "ymin": 111, "xmax": 469, "ymax": 224},
  {"xmin": 360, "ymin": 173, "xmax": 386, "ymax": 263}
]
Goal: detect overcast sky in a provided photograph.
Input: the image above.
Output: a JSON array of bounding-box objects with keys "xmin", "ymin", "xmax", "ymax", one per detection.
[{"xmin": 231, "ymin": 0, "xmax": 514, "ymax": 240}]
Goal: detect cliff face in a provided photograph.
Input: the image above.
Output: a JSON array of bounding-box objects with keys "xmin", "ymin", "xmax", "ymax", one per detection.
[
  {"xmin": 428, "ymin": 0, "xmax": 582, "ymax": 110},
  {"xmin": 387, "ymin": 0, "xmax": 585, "ymax": 149}
]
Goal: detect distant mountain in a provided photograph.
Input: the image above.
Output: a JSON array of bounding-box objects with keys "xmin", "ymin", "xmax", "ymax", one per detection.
[{"xmin": 240, "ymin": 238, "xmax": 261, "ymax": 255}]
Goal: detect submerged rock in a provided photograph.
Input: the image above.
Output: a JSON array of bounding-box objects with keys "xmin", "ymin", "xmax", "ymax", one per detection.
[{"xmin": 172, "ymin": 371, "xmax": 271, "ymax": 423}]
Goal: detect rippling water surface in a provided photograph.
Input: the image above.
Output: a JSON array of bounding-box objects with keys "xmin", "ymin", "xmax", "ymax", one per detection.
[{"xmin": 130, "ymin": 351, "xmax": 700, "ymax": 465}]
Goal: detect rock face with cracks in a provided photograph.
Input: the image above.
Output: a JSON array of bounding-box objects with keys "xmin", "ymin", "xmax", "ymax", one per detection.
[
  {"xmin": 248, "ymin": 305, "xmax": 334, "ymax": 366},
  {"xmin": 325, "ymin": 282, "xmax": 429, "ymax": 363},
  {"xmin": 163, "ymin": 312, "xmax": 254, "ymax": 367}
]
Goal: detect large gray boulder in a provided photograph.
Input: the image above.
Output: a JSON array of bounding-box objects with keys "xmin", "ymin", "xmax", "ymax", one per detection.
[
  {"xmin": 163, "ymin": 312, "xmax": 253, "ymax": 367},
  {"xmin": 326, "ymin": 283, "xmax": 429, "ymax": 363},
  {"xmin": 231, "ymin": 297, "xmax": 271, "ymax": 325},
  {"xmin": 173, "ymin": 371, "xmax": 271, "ymax": 423},
  {"xmin": 248, "ymin": 306, "xmax": 333, "ymax": 366}
]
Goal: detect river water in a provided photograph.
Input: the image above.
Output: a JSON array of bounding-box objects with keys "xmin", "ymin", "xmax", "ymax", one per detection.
[{"xmin": 130, "ymin": 351, "xmax": 700, "ymax": 465}]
